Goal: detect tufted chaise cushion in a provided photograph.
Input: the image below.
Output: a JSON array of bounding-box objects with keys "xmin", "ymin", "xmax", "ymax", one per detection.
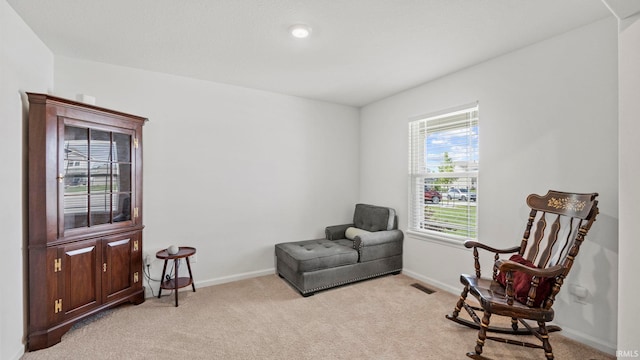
[
  {"xmin": 275, "ymin": 239, "xmax": 358, "ymax": 273},
  {"xmin": 353, "ymin": 204, "xmax": 396, "ymax": 231}
]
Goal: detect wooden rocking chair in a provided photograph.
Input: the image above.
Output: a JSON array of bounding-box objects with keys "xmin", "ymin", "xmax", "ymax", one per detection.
[{"xmin": 446, "ymin": 190, "xmax": 599, "ymax": 359}]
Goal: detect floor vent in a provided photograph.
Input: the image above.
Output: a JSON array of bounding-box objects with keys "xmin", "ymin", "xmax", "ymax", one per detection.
[{"xmin": 411, "ymin": 283, "xmax": 436, "ymax": 294}]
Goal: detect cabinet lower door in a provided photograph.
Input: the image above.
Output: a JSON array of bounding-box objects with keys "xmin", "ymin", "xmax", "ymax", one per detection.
[
  {"xmin": 60, "ymin": 239, "xmax": 101, "ymax": 318},
  {"xmin": 102, "ymin": 232, "xmax": 140, "ymax": 302}
]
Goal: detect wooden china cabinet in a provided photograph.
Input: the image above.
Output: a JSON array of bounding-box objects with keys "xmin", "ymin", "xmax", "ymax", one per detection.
[{"xmin": 26, "ymin": 93, "xmax": 147, "ymax": 351}]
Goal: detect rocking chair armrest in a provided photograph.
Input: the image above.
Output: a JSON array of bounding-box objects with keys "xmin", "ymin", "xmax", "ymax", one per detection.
[
  {"xmin": 495, "ymin": 260, "xmax": 565, "ymax": 278},
  {"xmin": 464, "ymin": 240, "xmax": 520, "ymax": 254}
]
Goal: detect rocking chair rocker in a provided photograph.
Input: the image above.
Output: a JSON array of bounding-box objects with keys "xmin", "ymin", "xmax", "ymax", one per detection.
[{"xmin": 446, "ymin": 190, "xmax": 599, "ymax": 359}]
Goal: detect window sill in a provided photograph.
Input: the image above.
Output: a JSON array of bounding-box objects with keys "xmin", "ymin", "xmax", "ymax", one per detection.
[{"xmin": 406, "ymin": 230, "xmax": 472, "ymax": 250}]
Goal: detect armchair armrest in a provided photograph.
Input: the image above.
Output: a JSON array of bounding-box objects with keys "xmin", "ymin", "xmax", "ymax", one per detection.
[
  {"xmin": 353, "ymin": 229, "xmax": 404, "ymax": 262},
  {"xmin": 325, "ymin": 224, "xmax": 353, "ymax": 240}
]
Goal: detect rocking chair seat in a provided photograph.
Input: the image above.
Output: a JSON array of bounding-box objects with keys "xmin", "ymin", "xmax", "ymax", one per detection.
[{"xmin": 460, "ymin": 274, "xmax": 554, "ymax": 322}]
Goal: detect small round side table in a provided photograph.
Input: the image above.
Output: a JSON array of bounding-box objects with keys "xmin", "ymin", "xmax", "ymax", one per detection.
[{"xmin": 156, "ymin": 246, "xmax": 196, "ymax": 307}]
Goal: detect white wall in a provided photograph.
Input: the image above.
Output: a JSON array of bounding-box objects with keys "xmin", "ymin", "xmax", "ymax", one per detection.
[
  {"xmin": 617, "ymin": 12, "xmax": 640, "ymax": 355},
  {"xmin": 3, "ymin": 1, "xmax": 629, "ymax": 356},
  {"xmin": 53, "ymin": 57, "xmax": 360, "ymax": 289},
  {"xmin": 0, "ymin": 1, "xmax": 54, "ymax": 359},
  {"xmin": 360, "ymin": 17, "xmax": 619, "ymax": 354}
]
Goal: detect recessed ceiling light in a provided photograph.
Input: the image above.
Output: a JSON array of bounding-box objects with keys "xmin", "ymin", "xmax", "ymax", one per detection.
[{"xmin": 289, "ymin": 24, "xmax": 312, "ymax": 39}]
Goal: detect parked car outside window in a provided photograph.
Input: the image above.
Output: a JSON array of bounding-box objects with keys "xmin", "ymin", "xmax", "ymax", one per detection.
[
  {"xmin": 447, "ymin": 188, "xmax": 476, "ymax": 202},
  {"xmin": 424, "ymin": 187, "xmax": 442, "ymax": 204}
]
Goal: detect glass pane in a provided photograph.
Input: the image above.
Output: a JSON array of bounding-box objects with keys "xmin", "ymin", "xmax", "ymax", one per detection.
[
  {"xmin": 90, "ymin": 194, "xmax": 112, "ymax": 226},
  {"xmin": 64, "ymin": 126, "xmax": 88, "ymax": 160},
  {"xmin": 64, "ymin": 195, "xmax": 88, "ymax": 229},
  {"xmin": 90, "ymin": 130, "xmax": 112, "ymax": 161},
  {"xmin": 418, "ymin": 176, "xmax": 477, "ymax": 238},
  {"xmin": 113, "ymin": 132, "xmax": 131, "ymax": 162},
  {"xmin": 113, "ymin": 193, "xmax": 132, "ymax": 222},
  {"xmin": 64, "ymin": 126, "xmax": 89, "ymax": 195},
  {"xmin": 424, "ymin": 123, "xmax": 479, "ymax": 174},
  {"xmin": 64, "ymin": 160, "xmax": 89, "ymax": 195},
  {"xmin": 89, "ymin": 161, "xmax": 111, "ymax": 193},
  {"xmin": 113, "ymin": 163, "xmax": 131, "ymax": 192}
]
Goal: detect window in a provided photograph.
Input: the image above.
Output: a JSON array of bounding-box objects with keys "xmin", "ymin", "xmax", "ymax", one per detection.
[{"xmin": 408, "ymin": 103, "xmax": 479, "ymax": 241}]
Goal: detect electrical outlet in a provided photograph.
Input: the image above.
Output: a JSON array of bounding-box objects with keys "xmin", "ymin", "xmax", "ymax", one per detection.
[
  {"xmin": 143, "ymin": 252, "xmax": 152, "ymax": 266},
  {"xmin": 189, "ymin": 254, "xmax": 197, "ymax": 264},
  {"xmin": 569, "ymin": 284, "xmax": 589, "ymax": 304}
]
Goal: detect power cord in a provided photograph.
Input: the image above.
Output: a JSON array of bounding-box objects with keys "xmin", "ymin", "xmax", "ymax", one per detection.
[{"xmin": 143, "ymin": 261, "xmax": 176, "ymax": 298}]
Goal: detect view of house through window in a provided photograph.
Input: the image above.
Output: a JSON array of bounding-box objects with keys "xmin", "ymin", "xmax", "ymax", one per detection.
[{"xmin": 408, "ymin": 104, "xmax": 479, "ymax": 240}]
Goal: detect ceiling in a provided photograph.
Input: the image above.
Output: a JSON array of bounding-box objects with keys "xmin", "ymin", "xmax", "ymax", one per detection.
[{"xmin": 8, "ymin": 0, "xmax": 612, "ymax": 107}]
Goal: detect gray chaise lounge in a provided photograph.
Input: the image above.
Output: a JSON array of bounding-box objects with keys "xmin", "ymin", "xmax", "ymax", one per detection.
[{"xmin": 275, "ymin": 204, "xmax": 404, "ymax": 296}]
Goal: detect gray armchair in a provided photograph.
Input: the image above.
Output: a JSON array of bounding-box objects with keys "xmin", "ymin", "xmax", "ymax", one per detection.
[{"xmin": 275, "ymin": 204, "xmax": 404, "ymax": 296}]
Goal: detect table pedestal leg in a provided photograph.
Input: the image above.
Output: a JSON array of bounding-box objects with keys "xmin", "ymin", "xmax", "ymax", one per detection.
[
  {"xmin": 158, "ymin": 259, "xmax": 168, "ymax": 299},
  {"xmin": 186, "ymin": 257, "xmax": 196, "ymax": 293},
  {"xmin": 174, "ymin": 258, "xmax": 179, "ymax": 307}
]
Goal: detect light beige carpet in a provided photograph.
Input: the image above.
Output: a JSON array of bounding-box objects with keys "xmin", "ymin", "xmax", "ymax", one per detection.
[{"xmin": 22, "ymin": 274, "xmax": 614, "ymax": 360}]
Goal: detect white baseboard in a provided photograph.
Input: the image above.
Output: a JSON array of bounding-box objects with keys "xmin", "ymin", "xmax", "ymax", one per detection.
[
  {"xmin": 9, "ymin": 346, "xmax": 24, "ymax": 360},
  {"xmin": 560, "ymin": 327, "xmax": 616, "ymax": 356},
  {"xmin": 402, "ymin": 268, "xmax": 461, "ymax": 295},
  {"xmin": 402, "ymin": 269, "xmax": 616, "ymax": 356},
  {"xmin": 145, "ymin": 267, "xmax": 276, "ymax": 298},
  {"xmin": 194, "ymin": 268, "xmax": 276, "ymax": 288}
]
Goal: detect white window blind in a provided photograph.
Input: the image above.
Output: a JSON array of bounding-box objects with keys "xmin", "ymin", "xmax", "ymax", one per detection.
[{"xmin": 408, "ymin": 104, "xmax": 479, "ymax": 240}]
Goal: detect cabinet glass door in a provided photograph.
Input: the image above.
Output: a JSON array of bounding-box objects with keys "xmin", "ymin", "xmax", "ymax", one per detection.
[{"xmin": 63, "ymin": 125, "xmax": 133, "ymax": 231}]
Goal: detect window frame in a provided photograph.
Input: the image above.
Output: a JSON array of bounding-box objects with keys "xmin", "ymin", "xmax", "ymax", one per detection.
[{"xmin": 407, "ymin": 103, "xmax": 479, "ymax": 244}]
